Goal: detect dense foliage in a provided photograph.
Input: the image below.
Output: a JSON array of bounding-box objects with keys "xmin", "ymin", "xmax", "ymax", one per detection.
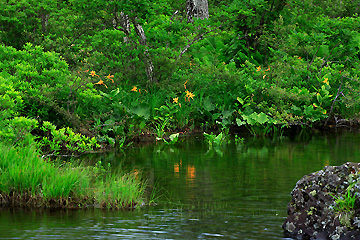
[{"xmin": 1, "ymin": 0, "xmax": 360, "ymax": 154}]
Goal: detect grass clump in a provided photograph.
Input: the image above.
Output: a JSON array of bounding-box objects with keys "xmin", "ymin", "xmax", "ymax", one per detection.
[
  {"xmin": 0, "ymin": 143, "xmax": 145, "ymax": 209},
  {"xmin": 97, "ymin": 173, "xmax": 145, "ymax": 209}
]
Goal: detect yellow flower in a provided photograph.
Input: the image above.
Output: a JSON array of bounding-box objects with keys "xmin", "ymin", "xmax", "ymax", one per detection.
[
  {"xmin": 184, "ymin": 80, "xmax": 188, "ymax": 89},
  {"xmin": 185, "ymin": 90, "xmax": 195, "ymax": 101},
  {"xmin": 106, "ymin": 74, "xmax": 114, "ymax": 83},
  {"xmin": 94, "ymin": 80, "xmax": 108, "ymax": 88},
  {"xmin": 323, "ymin": 78, "xmax": 329, "ymax": 85},
  {"xmin": 131, "ymin": 86, "xmax": 138, "ymax": 92},
  {"xmin": 256, "ymin": 66, "xmax": 261, "ymax": 71},
  {"xmin": 173, "ymin": 97, "xmax": 179, "ymax": 104},
  {"xmin": 89, "ymin": 70, "xmax": 98, "ymax": 77}
]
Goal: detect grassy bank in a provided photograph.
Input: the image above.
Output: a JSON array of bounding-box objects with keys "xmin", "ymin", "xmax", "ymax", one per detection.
[
  {"xmin": 1, "ymin": 0, "xmax": 359, "ymax": 208},
  {"xmin": 0, "ymin": 143, "xmax": 145, "ymax": 209}
]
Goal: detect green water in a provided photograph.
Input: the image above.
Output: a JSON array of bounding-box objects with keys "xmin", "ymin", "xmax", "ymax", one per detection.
[{"xmin": 1, "ymin": 131, "xmax": 359, "ymax": 239}]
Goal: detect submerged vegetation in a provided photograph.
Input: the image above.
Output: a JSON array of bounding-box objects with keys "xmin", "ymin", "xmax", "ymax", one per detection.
[{"xmin": 0, "ymin": 0, "xmax": 359, "ymax": 208}]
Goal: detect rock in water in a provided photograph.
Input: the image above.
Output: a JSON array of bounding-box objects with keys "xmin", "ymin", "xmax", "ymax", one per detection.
[{"xmin": 283, "ymin": 162, "xmax": 360, "ymax": 240}]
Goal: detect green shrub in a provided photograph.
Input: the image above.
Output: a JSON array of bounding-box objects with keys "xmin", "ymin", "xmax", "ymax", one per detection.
[{"xmin": 40, "ymin": 121, "xmax": 100, "ymax": 155}]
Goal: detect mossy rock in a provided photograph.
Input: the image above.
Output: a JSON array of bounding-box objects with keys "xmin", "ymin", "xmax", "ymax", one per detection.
[{"xmin": 283, "ymin": 162, "xmax": 360, "ymax": 239}]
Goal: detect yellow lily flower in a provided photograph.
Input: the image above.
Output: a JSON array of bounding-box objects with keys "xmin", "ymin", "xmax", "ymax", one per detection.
[
  {"xmin": 90, "ymin": 70, "xmax": 99, "ymax": 77},
  {"xmin": 323, "ymin": 78, "xmax": 329, "ymax": 85},
  {"xmin": 185, "ymin": 90, "xmax": 195, "ymax": 101},
  {"xmin": 106, "ymin": 74, "xmax": 114, "ymax": 83},
  {"xmin": 94, "ymin": 80, "xmax": 108, "ymax": 88}
]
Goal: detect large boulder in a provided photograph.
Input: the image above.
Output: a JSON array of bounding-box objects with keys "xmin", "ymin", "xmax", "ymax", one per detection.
[{"xmin": 283, "ymin": 162, "xmax": 360, "ymax": 240}]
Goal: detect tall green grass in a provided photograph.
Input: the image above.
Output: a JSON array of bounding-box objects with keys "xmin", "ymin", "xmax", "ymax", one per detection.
[
  {"xmin": 0, "ymin": 143, "xmax": 145, "ymax": 209},
  {"xmin": 96, "ymin": 172, "xmax": 145, "ymax": 209}
]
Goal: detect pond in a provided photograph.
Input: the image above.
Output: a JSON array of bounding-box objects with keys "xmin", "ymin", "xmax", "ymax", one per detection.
[{"xmin": 1, "ymin": 131, "xmax": 359, "ymax": 239}]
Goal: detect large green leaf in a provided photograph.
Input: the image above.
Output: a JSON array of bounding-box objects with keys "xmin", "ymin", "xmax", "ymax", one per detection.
[
  {"xmin": 203, "ymin": 98, "xmax": 215, "ymax": 112},
  {"xmin": 236, "ymin": 118, "xmax": 246, "ymax": 126},
  {"xmin": 303, "ymin": 105, "xmax": 314, "ymax": 116},
  {"xmin": 222, "ymin": 110, "xmax": 233, "ymax": 119},
  {"xmin": 131, "ymin": 105, "xmax": 150, "ymax": 120},
  {"xmin": 256, "ymin": 112, "xmax": 269, "ymax": 125},
  {"xmin": 242, "ymin": 114, "xmax": 256, "ymax": 125}
]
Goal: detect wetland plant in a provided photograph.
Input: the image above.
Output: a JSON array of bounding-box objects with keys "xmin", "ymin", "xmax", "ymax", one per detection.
[
  {"xmin": 203, "ymin": 132, "xmax": 229, "ymax": 147},
  {"xmin": 0, "ymin": 143, "xmax": 145, "ymax": 209},
  {"xmin": 330, "ymin": 181, "xmax": 359, "ymax": 213}
]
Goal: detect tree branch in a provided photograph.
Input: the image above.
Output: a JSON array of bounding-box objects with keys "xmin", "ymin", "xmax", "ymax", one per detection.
[
  {"xmin": 325, "ymin": 77, "xmax": 343, "ymax": 126},
  {"xmin": 177, "ymin": 24, "xmax": 223, "ymax": 59}
]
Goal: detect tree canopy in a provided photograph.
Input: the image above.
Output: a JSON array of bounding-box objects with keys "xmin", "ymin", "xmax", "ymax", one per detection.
[{"xmin": 1, "ymin": 0, "xmax": 360, "ymax": 152}]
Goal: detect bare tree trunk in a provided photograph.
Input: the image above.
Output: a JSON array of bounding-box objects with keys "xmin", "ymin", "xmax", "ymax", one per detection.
[
  {"xmin": 131, "ymin": 17, "xmax": 157, "ymax": 83},
  {"xmin": 113, "ymin": 12, "xmax": 131, "ymax": 42},
  {"xmin": 113, "ymin": 12, "xmax": 157, "ymax": 83},
  {"xmin": 38, "ymin": 7, "xmax": 49, "ymax": 32},
  {"xmin": 186, "ymin": 0, "xmax": 209, "ymax": 23}
]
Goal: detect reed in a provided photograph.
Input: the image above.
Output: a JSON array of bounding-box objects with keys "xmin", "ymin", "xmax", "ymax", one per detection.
[
  {"xmin": 0, "ymin": 143, "xmax": 145, "ymax": 209},
  {"xmin": 96, "ymin": 171, "xmax": 145, "ymax": 209},
  {"xmin": 0, "ymin": 143, "xmax": 49, "ymax": 194},
  {"xmin": 41, "ymin": 163, "xmax": 93, "ymax": 200}
]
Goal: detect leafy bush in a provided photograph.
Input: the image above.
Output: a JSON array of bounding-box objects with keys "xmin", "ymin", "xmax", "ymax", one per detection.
[{"xmin": 40, "ymin": 121, "xmax": 100, "ymax": 156}]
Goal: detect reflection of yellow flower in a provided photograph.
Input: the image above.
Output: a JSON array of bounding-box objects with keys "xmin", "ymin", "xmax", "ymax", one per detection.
[
  {"xmin": 256, "ymin": 66, "xmax": 261, "ymax": 71},
  {"xmin": 94, "ymin": 80, "xmax": 108, "ymax": 88},
  {"xmin": 323, "ymin": 78, "xmax": 329, "ymax": 85},
  {"xmin": 106, "ymin": 74, "xmax": 114, "ymax": 83},
  {"xmin": 131, "ymin": 86, "xmax": 138, "ymax": 92},
  {"xmin": 173, "ymin": 97, "xmax": 179, "ymax": 103},
  {"xmin": 185, "ymin": 90, "xmax": 195, "ymax": 101}
]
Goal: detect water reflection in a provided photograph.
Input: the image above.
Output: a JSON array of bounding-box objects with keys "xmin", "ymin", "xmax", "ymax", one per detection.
[
  {"xmin": 174, "ymin": 162, "xmax": 180, "ymax": 178},
  {"xmin": 1, "ymin": 131, "xmax": 360, "ymax": 239},
  {"xmin": 186, "ymin": 164, "xmax": 196, "ymax": 186}
]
